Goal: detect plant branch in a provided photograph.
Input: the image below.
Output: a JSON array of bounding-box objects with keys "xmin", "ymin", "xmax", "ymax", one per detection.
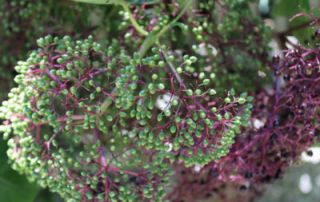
[
  {"xmin": 119, "ymin": 0, "xmax": 149, "ymax": 36},
  {"xmin": 160, "ymin": 50, "xmax": 186, "ymax": 89},
  {"xmin": 138, "ymin": 0, "xmax": 193, "ymax": 58}
]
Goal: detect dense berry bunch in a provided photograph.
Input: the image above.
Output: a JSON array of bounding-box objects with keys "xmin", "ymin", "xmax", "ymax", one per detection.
[
  {"xmin": 168, "ymin": 47, "xmax": 320, "ymax": 201},
  {"xmin": 186, "ymin": 0, "xmax": 271, "ymax": 92},
  {"xmin": 0, "ymin": 0, "xmax": 275, "ymax": 201},
  {"xmin": 0, "ymin": 0, "xmax": 124, "ymax": 101},
  {"xmin": 6, "ymin": 0, "xmax": 318, "ymax": 202},
  {"xmin": 0, "ymin": 35, "xmax": 254, "ymax": 201},
  {"xmin": 0, "ymin": 0, "xmax": 271, "ymax": 97},
  {"xmin": 126, "ymin": 0, "xmax": 271, "ymax": 92}
]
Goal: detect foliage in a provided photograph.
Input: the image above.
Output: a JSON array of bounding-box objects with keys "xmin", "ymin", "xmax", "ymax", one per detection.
[
  {"xmin": 0, "ymin": 0, "xmax": 319, "ymax": 202},
  {"xmin": 0, "ymin": 139, "xmax": 40, "ymax": 202}
]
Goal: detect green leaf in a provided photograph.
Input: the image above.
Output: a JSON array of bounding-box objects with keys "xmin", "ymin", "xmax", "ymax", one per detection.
[
  {"xmin": 0, "ymin": 139, "xmax": 40, "ymax": 202},
  {"xmin": 271, "ymin": 0, "xmax": 314, "ymax": 45},
  {"xmin": 272, "ymin": 0, "xmax": 310, "ymax": 16}
]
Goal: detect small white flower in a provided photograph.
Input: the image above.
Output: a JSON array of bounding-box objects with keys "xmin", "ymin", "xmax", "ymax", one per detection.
[
  {"xmin": 121, "ymin": 129, "xmax": 128, "ymax": 136},
  {"xmin": 299, "ymin": 173, "xmax": 312, "ymax": 194},
  {"xmin": 258, "ymin": 71, "xmax": 266, "ymax": 78},
  {"xmin": 196, "ymin": 43, "xmax": 218, "ymax": 56},
  {"xmin": 208, "ymin": 44, "xmax": 218, "ymax": 56},
  {"xmin": 253, "ymin": 118, "xmax": 264, "ymax": 129},
  {"xmin": 194, "ymin": 164, "xmax": 202, "ymax": 173},
  {"xmin": 165, "ymin": 142, "xmax": 173, "ymax": 152},
  {"xmin": 155, "ymin": 93, "xmax": 178, "ymax": 111}
]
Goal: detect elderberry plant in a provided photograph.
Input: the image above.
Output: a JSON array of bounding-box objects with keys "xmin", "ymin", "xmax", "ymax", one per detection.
[
  {"xmin": 0, "ymin": 31, "xmax": 255, "ymax": 201},
  {"xmin": 6, "ymin": 0, "xmax": 318, "ymax": 202}
]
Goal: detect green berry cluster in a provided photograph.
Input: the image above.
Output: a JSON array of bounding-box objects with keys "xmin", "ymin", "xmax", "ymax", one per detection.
[
  {"xmin": 189, "ymin": 0, "xmax": 271, "ymax": 92},
  {"xmin": 0, "ymin": 0, "xmax": 274, "ymax": 201},
  {"xmin": 1, "ymin": 36, "xmax": 171, "ymax": 201},
  {"xmin": 0, "ymin": 0, "xmax": 124, "ymax": 101},
  {"xmin": 125, "ymin": 0, "xmax": 271, "ymax": 93},
  {"xmin": 0, "ymin": 35, "xmax": 254, "ymax": 201}
]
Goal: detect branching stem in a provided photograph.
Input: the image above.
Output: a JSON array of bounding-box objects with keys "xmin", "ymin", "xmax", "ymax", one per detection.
[
  {"xmin": 138, "ymin": 0, "xmax": 193, "ymax": 58},
  {"xmin": 119, "ymin": 0, "xmax": 149, "ymax": 36}
]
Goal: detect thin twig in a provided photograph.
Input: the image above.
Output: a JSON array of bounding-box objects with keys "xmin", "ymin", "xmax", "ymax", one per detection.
[{"xmin": 160, "ymin": 51, "xmax": 186, "ymax": 89}]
